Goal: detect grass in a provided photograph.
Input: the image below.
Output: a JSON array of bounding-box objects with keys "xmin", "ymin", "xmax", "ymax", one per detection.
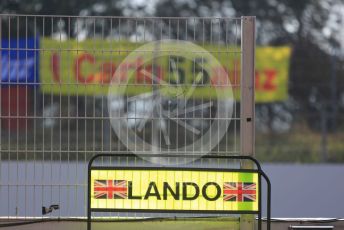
[{"xmin": 256, "ymin": 122, "xmax": 344, "ymax": 163}]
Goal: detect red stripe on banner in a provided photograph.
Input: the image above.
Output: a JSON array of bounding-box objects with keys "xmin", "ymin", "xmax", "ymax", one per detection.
[{"xmin": 223, "ymin": 190, "xmax": 256, "ymax": 195}]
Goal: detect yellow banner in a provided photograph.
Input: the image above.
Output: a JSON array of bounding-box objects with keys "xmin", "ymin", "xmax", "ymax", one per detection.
[
  {"xmin": 90, "ymin": 169, "xmax": 259, "ymax": 212},
  {"xmin": 40, "ymin": 39, "xmax": 290, "ymax": 102}
]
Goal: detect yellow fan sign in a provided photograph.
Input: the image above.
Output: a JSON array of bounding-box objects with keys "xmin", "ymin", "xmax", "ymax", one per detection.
[{"xmin": 90, "ymin": 169, "xmax": 259, "ymax": 212}]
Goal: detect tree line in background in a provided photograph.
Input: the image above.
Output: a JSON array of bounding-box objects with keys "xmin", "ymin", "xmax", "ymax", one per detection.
[
  {"xmin": 1, "ymin": 0, "xmax": 344, "ymax": 161},
  {"xmin": 156, "ymin": 0, "xmax": 344, "ymax": 134}
]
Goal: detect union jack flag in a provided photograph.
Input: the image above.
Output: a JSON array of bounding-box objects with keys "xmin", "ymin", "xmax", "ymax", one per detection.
[
  {"xmin": 94, "ymin": 180, "xmax": 127, "ymax": 199},
  {"xmin": 223, "ymin": 182, "xmax": 256, "ymax": 202}
]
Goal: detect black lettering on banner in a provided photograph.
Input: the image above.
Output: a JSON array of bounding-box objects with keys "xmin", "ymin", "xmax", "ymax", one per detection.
[
  {"xmin": 168, "ymin": 56, "xmax": 185, "ymax": 85},
  {"xmin": 202, "ymin": 182, "xmax": 221, "ymax": 201},
  {"xmin": 144, "ymin": 182, "xmax": 161, "ymax": 200},
  {"xmin": 182, "ymin": 182, "xmax": 200, "ymax": 200},
  {"xmin": 163, "ymin": 182, "xmax": 180, "ymax": 200},
  {"xmin": 192, "ymin": 57, "xmax": 209, "ymax": 86},
  {"xmin": 128, "ymin": 181, "xmax": 142, "ymax": 199}
]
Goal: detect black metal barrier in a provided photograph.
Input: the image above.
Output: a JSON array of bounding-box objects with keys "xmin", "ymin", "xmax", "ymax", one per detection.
[{"xmin": 87, "ymin": 154, "xmax": 271, "ymax": 230}]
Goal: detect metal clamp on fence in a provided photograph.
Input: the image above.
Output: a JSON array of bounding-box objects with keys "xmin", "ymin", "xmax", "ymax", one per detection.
[{"xmin": 87, "ymin": 154, "xmax": 271, "ymax": 230}]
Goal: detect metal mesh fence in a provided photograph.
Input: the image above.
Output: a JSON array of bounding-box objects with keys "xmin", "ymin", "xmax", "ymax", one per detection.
[{"xmin": 0, "ymin": 15, "xmax": 250, "ymax": 219}]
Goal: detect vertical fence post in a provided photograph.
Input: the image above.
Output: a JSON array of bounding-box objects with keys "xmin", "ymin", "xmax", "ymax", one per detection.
[{"xmin": 240, "ymin": 16, "xmax": 256, "ymax": 230}]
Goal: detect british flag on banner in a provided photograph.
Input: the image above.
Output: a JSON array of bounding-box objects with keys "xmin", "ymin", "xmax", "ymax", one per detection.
[
  {"xmin": 223, "ymin": 182, "xmax": 256, "ymax": 202},
  {"xmin": 94, "ymin": 180, "xmax": 127, "ymax": 199}
]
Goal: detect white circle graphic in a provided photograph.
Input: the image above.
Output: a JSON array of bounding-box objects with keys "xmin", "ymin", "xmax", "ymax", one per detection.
[{"xmin": 108, "ymin": 40, "xmax": 234, "ymax": 165}]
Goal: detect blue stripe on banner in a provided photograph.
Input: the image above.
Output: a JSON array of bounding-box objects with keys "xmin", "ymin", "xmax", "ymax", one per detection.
[{"xmin": 1, "ymin": 36, "xmax": 39, "ymax": 84}]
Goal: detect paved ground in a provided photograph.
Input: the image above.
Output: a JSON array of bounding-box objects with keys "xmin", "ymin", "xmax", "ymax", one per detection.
[{"xmin": 1, "ymin": 218, "xmax": 343, "ymax": 230}]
